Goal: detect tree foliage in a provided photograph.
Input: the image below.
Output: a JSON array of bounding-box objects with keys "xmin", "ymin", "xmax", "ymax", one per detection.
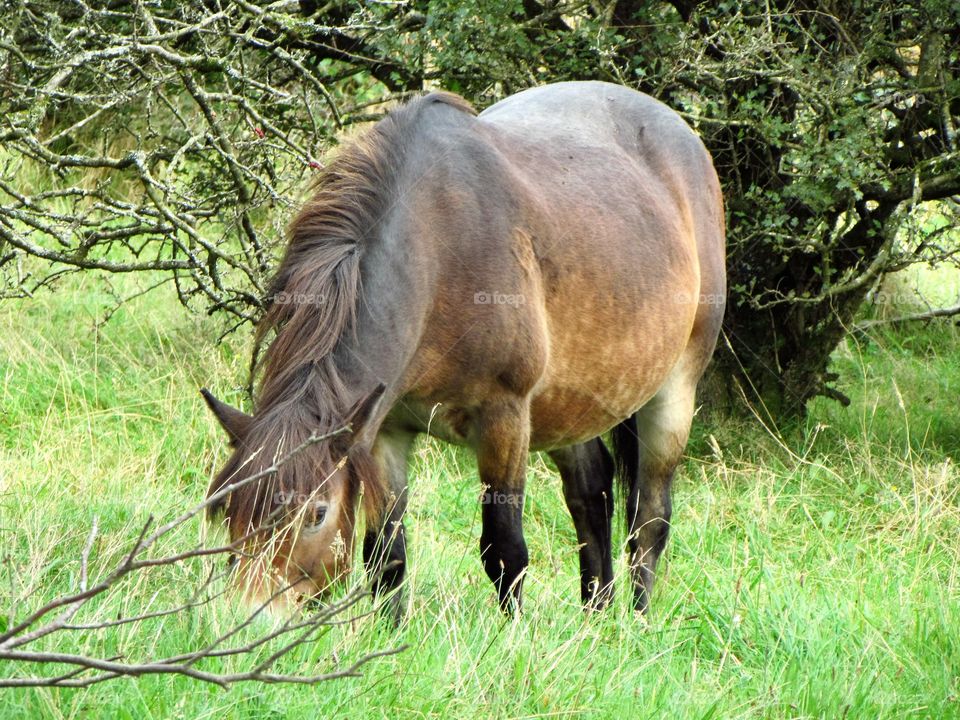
[{"xmin": 1, "ymin": 0, "xmax": 958, "ymax": 415}]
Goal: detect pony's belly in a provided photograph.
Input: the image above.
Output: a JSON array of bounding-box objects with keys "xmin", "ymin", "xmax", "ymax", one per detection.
[
  {"xmin": 527, "ymin": 290, "xmax": 696, "ymax": 450},
  {"xmin": 396, "ymin": 389, "xmax": 648, "ymax": 452},
  {"xmin": 527, "ymin": 378, "xmax": 656, "ymax": 450}
]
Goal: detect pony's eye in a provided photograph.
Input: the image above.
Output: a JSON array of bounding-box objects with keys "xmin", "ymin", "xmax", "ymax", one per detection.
[{"xmin": 307, "ymin": 502, "xmax": 328, "ymax": 529}]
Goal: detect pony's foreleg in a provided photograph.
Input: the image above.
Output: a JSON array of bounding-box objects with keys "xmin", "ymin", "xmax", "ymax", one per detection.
[
  {"xmin": 549, "ymin": 438, "xmax": 615, "ymax": 609},
  {"xmin": 627, "ymin": 376, "xmax": 696, "ymax": 614},
  {"xmin": 476, "ymin": 398, "xmax": 531, "ymax": 614},
  {"xmin": 363, "ymin": 431, "xmax": 415, "ymax": 623}
]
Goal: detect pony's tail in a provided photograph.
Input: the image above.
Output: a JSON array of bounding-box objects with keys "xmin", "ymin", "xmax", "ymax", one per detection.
[{"xmin": 610, "ymin": 413, "xmax": 639, "ymax": 521}]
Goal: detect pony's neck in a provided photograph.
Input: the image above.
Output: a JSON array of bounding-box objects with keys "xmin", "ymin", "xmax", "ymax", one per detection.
[
  {"xmin": 329, "ymin": 220, "xmax": 426, "ymax": 439},
  {"xmin": 259, "ymin": 96, "xmax": 466, "ymax": 438}
]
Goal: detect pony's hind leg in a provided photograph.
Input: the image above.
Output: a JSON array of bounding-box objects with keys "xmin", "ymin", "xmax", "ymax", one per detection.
[
  {"xmin": 549, "ymin": 438, "xmax": 615, "ymax": 609},
  {"xmin": 363, "ymin": 431, "xmax": 415, "ymax": 623},
  {"xmin": 620, "ymin": 371, "xmax": 697, "ymax": 614},
  {"xmin": 476, "ymin": 398, "xmax": 532, "ymax": 614}
]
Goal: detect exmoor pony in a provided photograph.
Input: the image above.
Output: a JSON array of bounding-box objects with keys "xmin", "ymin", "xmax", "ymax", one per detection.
[{"xmin": 203, "ymin": 81, "xmax": 726, "ymax": 619}]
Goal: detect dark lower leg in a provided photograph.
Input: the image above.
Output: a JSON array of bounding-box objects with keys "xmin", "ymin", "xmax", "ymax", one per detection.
[
  {"xmin": 476, "ymin": 400, "xmax": 531, "ymax": 615},
  {"xmin": 363, "ymin": 507, "xmax": 407, "ymax": 621},
  {"xmin": 479, "ymin": 492, "xmax": 528, "ymax": 613},
  {"xmin": 362, "ymin": 431, "xmax": 414, "ymax": 622},
  {"xmin": 627, "ymin": 469, "xmax": 673, "ymax": 613},
  {"xmin": 551, "ymin": 439, "xmax": 614, "ymax": 609}
]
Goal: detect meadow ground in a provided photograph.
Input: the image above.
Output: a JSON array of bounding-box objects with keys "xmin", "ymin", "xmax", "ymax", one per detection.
[{"xmin": 0, "ymin": 271, "xmax": 958, "ymax": 719}]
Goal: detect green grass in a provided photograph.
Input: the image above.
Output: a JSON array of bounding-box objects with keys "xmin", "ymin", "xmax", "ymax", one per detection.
[{"xmin": 1, "ymin": 274, "xmax": 959, "ymax": 719}]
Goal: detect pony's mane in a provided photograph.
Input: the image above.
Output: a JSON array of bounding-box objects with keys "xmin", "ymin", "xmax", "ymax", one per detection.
[{"xmin": 209, "ymin": 91, "xmax": 475, "ymax": 534}]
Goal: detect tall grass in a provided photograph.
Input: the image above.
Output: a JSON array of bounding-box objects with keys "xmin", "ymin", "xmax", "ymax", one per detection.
[{"xmin": 1, "ymin": 272, "xmax": 958, "ymax": 719}]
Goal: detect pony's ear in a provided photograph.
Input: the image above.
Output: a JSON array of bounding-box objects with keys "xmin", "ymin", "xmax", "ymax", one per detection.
[
  {"xmin": 344, "ymin": 382, "xmax": 387, "ymax": 430},
  {"xmin": 200, "ymin": 388, "xmax": 253, "ymax": 445},
  {"xmin": 333, "ymin": 382, "xmax": 387, "ymax": 453}
]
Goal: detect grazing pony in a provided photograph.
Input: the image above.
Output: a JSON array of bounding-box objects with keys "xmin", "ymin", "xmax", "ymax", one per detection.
[{"xmin": 203, "ymin": 81, "xmax": 725, "ymax": 617}]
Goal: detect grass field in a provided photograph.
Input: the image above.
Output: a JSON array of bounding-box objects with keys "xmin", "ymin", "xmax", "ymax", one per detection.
[{"xmin": 1, "ymin": 272, "xmax": 958, "ymax": 719}]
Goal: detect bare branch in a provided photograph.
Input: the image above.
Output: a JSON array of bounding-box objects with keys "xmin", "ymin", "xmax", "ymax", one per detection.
[
  {"xmin": 854, "ymin": 302, "xmax": 960, "ymax": 332},
  {"xmin": 0, "ymin": 1, "xmax": 406, "ymax": 323}
]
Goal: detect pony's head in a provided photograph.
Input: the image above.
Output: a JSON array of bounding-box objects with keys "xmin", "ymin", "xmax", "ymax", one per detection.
[{"xmin": 202, "ymin": 382, "xmax": 385, "ymax": 606}]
